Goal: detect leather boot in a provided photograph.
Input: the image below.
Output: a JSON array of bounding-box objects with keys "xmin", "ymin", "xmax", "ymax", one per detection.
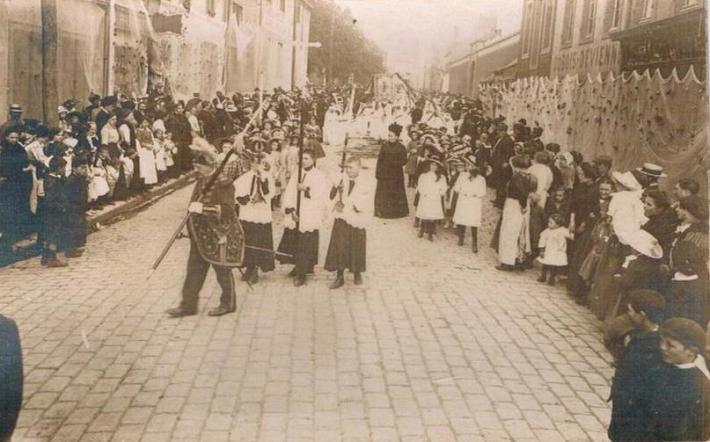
[
  {"xmin": 248, "ymin": 268, "xmax": 259, "ymax": 285},
  {"xmin": 471, "ymin": 227, "xmax": 478, "ymax": 253},
  {"xmin": 293, "ymin": 274, "xmax": 306, "ymax": 287},
  {"xmin": 329, "ymin": 271, "xmax": 345, "ymax": 289},
  {"xmin": 353, "ymin": 272, "xmax": 363, "ymax": 285},
  {"xmin": 457, "ymin": 225, "xmax": 464, "ymax": 246}
]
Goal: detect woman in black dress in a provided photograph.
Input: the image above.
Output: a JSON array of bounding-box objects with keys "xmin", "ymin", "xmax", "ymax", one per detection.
[{"xmin": 374, "ymin": 123, "xmax": 408, "ymax": 219}]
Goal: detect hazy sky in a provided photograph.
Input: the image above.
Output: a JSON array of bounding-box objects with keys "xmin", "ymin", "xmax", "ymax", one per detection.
[{"xmin": 334, "ymin": 0, "xmax": 524, "ymax": 73}]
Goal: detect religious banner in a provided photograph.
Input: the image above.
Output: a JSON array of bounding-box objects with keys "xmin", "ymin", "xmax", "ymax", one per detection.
[{"xmin": 481, "ymin": 67, "xmax": 708, "ymax": 194}]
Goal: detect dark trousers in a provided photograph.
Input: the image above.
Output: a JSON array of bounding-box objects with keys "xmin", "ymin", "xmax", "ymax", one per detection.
[{"xmin": 180, "ymin": 241, "xmax": 235, "ymax": 312}]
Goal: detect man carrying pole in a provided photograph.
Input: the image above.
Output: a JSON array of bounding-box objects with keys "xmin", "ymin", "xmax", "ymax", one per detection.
[
  {"xmin": 165, "ymin": 138, "xmax": 244, "ymax": 317},
  {"xmin": 324, "ymin": 135, "xmax": 370, "ymax": 289},
  {"xmin": 276, "ymin": 100, "xmax": 331, "ymax": 286}
]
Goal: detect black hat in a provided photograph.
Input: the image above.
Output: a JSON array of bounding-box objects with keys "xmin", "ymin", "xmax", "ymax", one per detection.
[
  {"xmin": 35, "ymin": 125, "xmax": 50, "ymax": 138},
  {"xmin": 388, "ymin": 123, "xmax": 402, "ymax": 137},
  {"xmin": 100, "ymin": 96, "xmax": 117, "ymax": 107}
]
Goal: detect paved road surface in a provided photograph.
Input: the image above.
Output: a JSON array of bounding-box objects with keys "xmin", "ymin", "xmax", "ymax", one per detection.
[{"xmin": 1, "ymin": 141, "xmax": 614, "ymax": 441}]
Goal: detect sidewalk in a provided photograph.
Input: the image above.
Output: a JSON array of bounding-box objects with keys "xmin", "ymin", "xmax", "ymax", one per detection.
[{"xmin": 2, "ymin": 172, "xmax": 198, "ymax": 267}]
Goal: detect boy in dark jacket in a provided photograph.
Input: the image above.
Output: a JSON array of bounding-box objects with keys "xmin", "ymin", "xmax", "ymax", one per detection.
[
  {"xmin": 42, "ymin": 156, "xmax": 68, "ymax": 267},
  {"xmin": 607, "ymin": 289, "xmax": 665, "ymax": 441},
  {"xmin": 64, "ymin": 156, "xmax": 90, "ymax": 258}
]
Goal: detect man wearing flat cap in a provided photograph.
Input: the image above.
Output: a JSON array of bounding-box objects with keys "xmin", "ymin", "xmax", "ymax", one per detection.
[
  {"xmin": 646, "ymin": 318, "xmax": 710, "ymax": 441},
  {"xmin": 166, "ymin": 139, "xmax": 244, "ymax": 318},
  {"xmin": 0, "ymin": 104, "xmax": 25, "ymax": 137}
]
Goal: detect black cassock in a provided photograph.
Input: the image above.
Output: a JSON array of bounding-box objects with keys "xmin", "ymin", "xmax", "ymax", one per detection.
[{"xmin": 374, "ymin": 141, "xmax": 408, "ymax": 219}]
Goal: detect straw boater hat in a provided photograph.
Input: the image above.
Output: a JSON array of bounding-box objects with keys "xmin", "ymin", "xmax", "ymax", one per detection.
[
  {"xmin": 636, "ymin": 162, "xmax": 667, "ymax": 178},
  {"xmin": 626, "ymin": 230, "xmax": 663, "ymax": 259},
  {"xmin": 612, "ymin": 171, "xmax": 643, "ymax": 191}
]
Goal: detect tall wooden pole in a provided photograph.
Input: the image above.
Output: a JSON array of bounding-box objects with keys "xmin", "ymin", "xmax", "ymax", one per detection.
[
  {"xmin": 327, "ymin": 7, "xmax": 334, "ymax": 86},
  {"xmin": 41, "ymin": 0, "xmax": 59, "ymax": 125},
  {"xmin": 257, "ymin": 0, "xmax": 264, "ymax": 124},
  {"xmin": 295, "ymin": 99, "xmax": 307, "ymax": 231},
  {"xmin": 0, "ymin": 0, "xmax": 9, "ymax": 122}
]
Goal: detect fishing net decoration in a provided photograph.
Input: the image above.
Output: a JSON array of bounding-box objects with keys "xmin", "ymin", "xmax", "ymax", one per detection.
[{"xmin": 480, "ymin": 68, "xmax": 708, "ymax": 195}]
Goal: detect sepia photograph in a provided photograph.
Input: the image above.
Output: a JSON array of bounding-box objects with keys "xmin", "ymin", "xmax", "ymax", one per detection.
[{"xmin": 0, "ymin": 0, "xmax": 709, "ymax": 440}]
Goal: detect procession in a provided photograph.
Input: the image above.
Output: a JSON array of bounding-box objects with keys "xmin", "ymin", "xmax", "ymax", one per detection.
[{"xmin": 0, "ymin": 0, "xmax": 709, "ymax": 441}]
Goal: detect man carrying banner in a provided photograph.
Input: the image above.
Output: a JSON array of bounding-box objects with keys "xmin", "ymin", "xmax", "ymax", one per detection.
[{"xmin": 166, "ymin": 138, "xmax": 244, "ymax": 318}]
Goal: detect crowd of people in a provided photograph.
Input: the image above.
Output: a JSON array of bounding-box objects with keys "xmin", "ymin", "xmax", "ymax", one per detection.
[
  {"xmin": 367, "ymin": 91, "xmax": 710, "ymax": 441},
  {"xmin": 0, "ymin": 85, "xmax": 353, "ymax": 268},
  {"xmin": 1, "ymin": 78, "xmax": 709, "ymax": 439}
]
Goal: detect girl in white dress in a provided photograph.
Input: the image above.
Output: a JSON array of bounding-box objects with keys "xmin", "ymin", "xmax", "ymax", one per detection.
[
  {"xmin": 415, "ymin": 159, "xmax": 447, "ymax": 241},
  {"xmin": 537, "ymin": 213, "xmax": 573, "ymax": 286},
  {"xmin": 153, "ymin": 129, "xmax": 168, "ymax": 183},
  {"xmin": 136, "ymin": 120, "xmax": 158, "ymax": 187},
  {"xmin": 452, "ymin": 157, "xmax": 487, "ymax": 253}
]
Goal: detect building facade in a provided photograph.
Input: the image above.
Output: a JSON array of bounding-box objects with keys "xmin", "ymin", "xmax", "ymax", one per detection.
[
  {"xmin": 440, "ymin": 32, "xmax": 520, "ymax": 98},
  {"xmin": 549, "ymin": 0, "xmax": 622, "ymax": 78},
  {"xmin": 0, "ymin": 0, "xmax": 312, "ymax": 122},
  {"xmin": 518, "ymin": 0, "xmax": 557, "ymax": 78},
  {"xmin": 608, "ymin": 0, "xmax": 706, "ymax": 78}
]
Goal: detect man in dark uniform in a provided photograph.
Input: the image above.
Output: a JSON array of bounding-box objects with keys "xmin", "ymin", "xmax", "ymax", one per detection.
[
  {"xmin": 166, "ymin": 139, "xmax": 244, "ymax": 318},
  {"xmin": 490, "ymin": 122, "xmax": 514, "ymax": 208},
  {"xmin": 0, "ymin": 104, "xmax": 25, "ymax": 136},
  {"xmin": 410, "ymin": 100, "xmax": 424, "ymax": 125}
]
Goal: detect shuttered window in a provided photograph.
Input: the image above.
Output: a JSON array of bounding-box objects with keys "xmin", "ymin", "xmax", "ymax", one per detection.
[
  {"xmin": 541, "ymin": 0, "xmax": 555, "ymax": 51},
  {"xmin": 580, "ymin": 0, "xmax": 597, "ymax": 40},
  {"xmin": 561, "ymin": 0, "xmax": 576, "ymax": 45}
]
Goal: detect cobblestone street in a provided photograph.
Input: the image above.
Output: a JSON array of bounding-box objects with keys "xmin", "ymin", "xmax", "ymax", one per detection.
[{"xmin": 1, "ymin": 142, "xmax": 614, "ymax": 442}]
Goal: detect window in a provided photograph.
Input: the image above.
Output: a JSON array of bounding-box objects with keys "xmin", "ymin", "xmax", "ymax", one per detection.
[
  {"xmin": 115, "ymin": 4, "xmax": 130, "ymax": 32},
  {"xmin": 681, "ymin": 0, "xmax": 698, "ymax": 8},
  {"xmin": 521, "ymin": 0, "xmax": 534, "ymax": 57},
  {"xmin": 541, "ymin": 0, "xmax": 555, "ymax": 51},
  {"xmin": 609, "ymin": 0, "xmax": 623, "ymax": 29},
  {"xmin": 642, "ymin": 0, "xmax": 655, "ymax": 19},
  {"xmin": 580, "ymin": 0, "xmax": 597, "ymax": 39},
  {"xmin": 561, "ymin": 0, "xmax": 576, "ymax": 45},
  {"xmin": 530, "ymin": 0, "xmax": 544, "ymax": 68}
]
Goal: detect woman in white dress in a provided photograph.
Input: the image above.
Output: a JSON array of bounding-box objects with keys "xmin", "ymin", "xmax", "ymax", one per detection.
[
  {"xmin": 415, "ymin": 159, "xmax": 447, "ymax": 241},
  {"xmin": 136, "ymin": 120, "xmax": 158, "ymax": 187},
  {"xmin": 452, "ymin": 157, "xmax": 486, "ymax": 253}
]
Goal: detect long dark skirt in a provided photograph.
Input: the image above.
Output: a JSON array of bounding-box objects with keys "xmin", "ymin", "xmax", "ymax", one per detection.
[
  {"xmin": 242, "ymin": 221, "xmax": 275, "ymax": 272},
  {"xmin": 374, "ymin": 177, "xmax": 409, "ymax": 219},
  {"xmin": 566, "ymin": 225, "xmax": 595, "ymax": 300},
  {"xmin": 113, "ymin": 165, "xmax": 129, "ymax": 201},
  {"xmin": 277, "ymin": 228, "xmax": 319, "ymax": 275},
  {"xmin": 324, "ymin": 219, "xmax": 366, "ymax": 273},
  {"xmin": 587, "ymin": 237, "xmax": 624, "ymax": 321}
]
